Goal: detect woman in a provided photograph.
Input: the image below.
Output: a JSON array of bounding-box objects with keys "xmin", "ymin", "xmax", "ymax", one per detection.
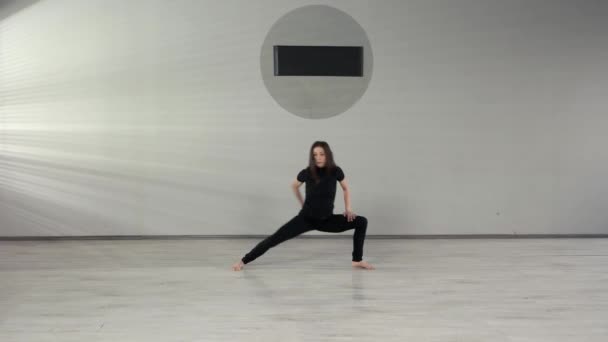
[{"xmin": 232, "ymin": 141, "xmax": 374, "ymax": 271}]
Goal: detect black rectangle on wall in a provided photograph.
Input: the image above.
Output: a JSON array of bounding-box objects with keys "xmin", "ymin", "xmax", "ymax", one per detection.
[{"xmin": 273, "ymin": 45, "xmax": 363, "ymax": 77}]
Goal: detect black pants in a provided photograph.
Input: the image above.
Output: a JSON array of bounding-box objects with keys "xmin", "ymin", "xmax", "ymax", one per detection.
[{"xmin": 241, "ymin": 213, "xmax": 368, "ymax": 264}]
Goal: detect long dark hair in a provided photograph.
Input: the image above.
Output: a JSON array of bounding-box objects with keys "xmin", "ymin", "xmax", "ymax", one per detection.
[{"xmin": 308, "ymin": 141, "xmax": 337, "ymax": 184}]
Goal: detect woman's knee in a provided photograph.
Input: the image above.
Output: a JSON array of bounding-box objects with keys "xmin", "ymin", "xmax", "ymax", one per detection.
[{"xmin": 356, "ymin": 215, "xmax": 368, "ymax": 228}]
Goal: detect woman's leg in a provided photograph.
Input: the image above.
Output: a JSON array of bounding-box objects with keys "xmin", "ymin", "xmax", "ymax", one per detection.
[
  {"xmin": 316, "ymin": 215, "xmax": 369, "ymax": 262},
  {"xmin": 240, "ymin": 215, "xmax": 314, "ymax": 265}
]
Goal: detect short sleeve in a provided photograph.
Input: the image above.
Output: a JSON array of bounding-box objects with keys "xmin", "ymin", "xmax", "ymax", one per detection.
[
  {"xmin": 297, "ymin": 168, "xmax": 308, "ymax": 182},
  {"xmin": 336, "ymin": 166, "xmax": 345, "ymax": 181}
]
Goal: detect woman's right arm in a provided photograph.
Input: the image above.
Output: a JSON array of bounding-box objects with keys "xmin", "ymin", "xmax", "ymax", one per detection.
[{"xmin": 292, "ymin": 179, "xmax": 304, "ymax": 207}]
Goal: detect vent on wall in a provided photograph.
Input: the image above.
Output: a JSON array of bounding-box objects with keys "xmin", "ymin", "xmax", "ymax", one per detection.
[{"xmin": 273, "ymin": 45, "xmax": 363, "ymax": 77}]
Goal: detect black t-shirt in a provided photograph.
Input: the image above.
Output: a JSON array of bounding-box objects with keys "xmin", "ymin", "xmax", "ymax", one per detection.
[{"xmin": 297, "ymin": 165, "xmax": 345, "ymax": 219}]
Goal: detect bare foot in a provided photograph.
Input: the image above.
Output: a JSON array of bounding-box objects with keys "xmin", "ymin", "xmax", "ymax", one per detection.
[
  {"xmin": 352, "ymin": 260, "xmax": 375, "ymax": 270},
  {"xmin": 232, "ymin": 260, "xmax": 244, "ymax": 271}
]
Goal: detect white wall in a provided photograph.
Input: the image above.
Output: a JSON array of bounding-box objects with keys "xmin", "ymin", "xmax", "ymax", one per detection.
[{"xmin": 1, "ymin": 0, "xmax": 607, "ymax": 236}]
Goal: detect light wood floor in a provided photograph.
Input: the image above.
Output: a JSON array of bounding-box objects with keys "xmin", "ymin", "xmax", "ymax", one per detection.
[{"xmin": 1, "ymin": 238, "xmax": 607, "ymax": 341}]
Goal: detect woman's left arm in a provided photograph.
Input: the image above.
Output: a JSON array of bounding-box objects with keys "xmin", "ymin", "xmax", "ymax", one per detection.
[{"xmin": 339, "ymin": 179, "xmax": 356, "ymax": 221}]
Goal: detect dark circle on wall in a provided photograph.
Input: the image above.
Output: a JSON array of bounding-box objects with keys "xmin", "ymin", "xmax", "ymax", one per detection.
[{"xmin": 261, "ymin": 5, "xmax": 373, "ymax": 120}]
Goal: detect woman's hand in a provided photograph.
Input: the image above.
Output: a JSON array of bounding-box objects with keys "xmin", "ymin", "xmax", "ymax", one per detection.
[{"xmin": 343, "ymin": 209, "xmax": 357, "ymax": 222}]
